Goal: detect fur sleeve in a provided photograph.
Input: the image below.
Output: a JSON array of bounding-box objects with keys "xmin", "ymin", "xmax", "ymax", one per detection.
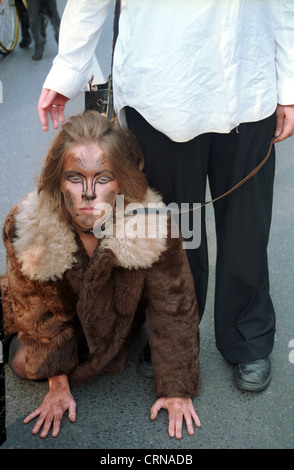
[
  {"xmin": 2, "ymin": 208, "xmax": 79, "ymax": 380},
  {"xmin": 144, "ymin": 224, "xmax": 201, "ymax": 398}
]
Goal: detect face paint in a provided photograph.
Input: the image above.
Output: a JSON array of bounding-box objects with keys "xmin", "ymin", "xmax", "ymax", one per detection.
[
  {"xmin": 80, "ymin": 169, "xmax": 116, "ymax": 201},
  {"xmin": 61, "ymin": 144, "xmax": 120, "ymax": 232}
]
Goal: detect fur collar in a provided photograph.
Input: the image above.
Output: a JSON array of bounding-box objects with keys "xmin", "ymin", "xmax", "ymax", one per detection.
[{"xmin": 13, "ymin": 189, "xmax": 168, "ymax": 282}]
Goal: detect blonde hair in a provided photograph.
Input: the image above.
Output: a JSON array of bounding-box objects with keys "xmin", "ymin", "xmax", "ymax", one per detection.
[{"xmin": 37, "ymin": 111, "xmax": 148, "ymax": 219}]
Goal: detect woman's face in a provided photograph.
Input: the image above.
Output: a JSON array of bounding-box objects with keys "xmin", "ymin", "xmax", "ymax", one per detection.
[{"xmin": 61, "ymin": 143, "xmax": 120, "ymax": 232}]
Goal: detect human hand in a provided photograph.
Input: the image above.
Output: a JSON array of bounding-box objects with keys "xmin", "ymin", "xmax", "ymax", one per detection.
[
  {"xmin": 23, "ymin": 375, "xmax": 76, "ymax": 438},
  {"xmin": 273, "ymin": 104, "xmax": 294, "ymax": 143},
  {"xmin": 38, "ymin": 88, "xmax": 69, "ymax": 132},
  {"xmin": 150, "ymin": 397, "xmax": 201, "ymax": 439}
]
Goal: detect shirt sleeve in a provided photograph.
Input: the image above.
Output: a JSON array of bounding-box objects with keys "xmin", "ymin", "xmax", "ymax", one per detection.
[
  {"xmin": 43, "ymin": 0, "xmax": 112, "ymax": 99},
  {"xmin": 271, "ymin": 0, "xmax": 294, "ymax": 105}
]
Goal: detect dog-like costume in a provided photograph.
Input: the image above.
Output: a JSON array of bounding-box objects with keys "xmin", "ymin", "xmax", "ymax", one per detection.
[{"xmin": 1, "ymin": 188, "xmax": 200, "ymax": 399}]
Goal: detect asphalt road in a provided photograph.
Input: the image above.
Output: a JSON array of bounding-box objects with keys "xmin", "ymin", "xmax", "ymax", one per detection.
[{"xmin": 0, "ymin": 0, "xmax": 293, "ymax": 452}]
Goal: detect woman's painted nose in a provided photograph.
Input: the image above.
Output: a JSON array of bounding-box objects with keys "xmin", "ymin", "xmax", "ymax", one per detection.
[{"xmin": 82, "ymin": 190, "xmax": 97, "ymax": 200}]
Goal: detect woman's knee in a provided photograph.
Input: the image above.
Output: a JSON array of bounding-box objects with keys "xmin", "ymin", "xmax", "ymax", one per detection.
[{"xmin": 8, "ymin": 336, "xmax": 28, "ymax": 379}]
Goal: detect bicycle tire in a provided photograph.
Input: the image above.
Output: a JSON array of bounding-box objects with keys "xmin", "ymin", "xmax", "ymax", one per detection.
[{"xmin": 0, "ymin": 0, "xmax": 19, "ymax": 54}]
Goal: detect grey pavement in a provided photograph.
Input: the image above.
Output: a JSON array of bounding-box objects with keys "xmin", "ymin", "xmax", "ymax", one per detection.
[{"xmin": 0, "ymin": 0, "xmax": 293, "ymax": 452}]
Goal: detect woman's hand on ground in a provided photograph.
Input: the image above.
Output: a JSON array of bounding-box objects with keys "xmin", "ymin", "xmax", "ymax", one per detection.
[
  {"xmin": 23, "ymin": 374, "xmax": 76, "ymax": 438},
  {"xmin": 150, "ymin": 396, "xmax": 201, "ymax": 439}
]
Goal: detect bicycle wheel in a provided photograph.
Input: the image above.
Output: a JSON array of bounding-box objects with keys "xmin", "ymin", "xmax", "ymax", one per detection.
[{"xmin": 0, "ymin": 0, "xmax": 19, "ymax": 54}]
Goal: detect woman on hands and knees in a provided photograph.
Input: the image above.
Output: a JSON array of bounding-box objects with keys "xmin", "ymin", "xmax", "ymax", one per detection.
[{"xmin": 1, "ymin": 111, "xmax": 201, "ymax": 439}]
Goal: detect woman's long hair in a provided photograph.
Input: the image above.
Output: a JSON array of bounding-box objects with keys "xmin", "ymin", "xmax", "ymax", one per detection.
[{"xmin": 37, "ymin": 111, "xmax": 148, "ymax": 220}]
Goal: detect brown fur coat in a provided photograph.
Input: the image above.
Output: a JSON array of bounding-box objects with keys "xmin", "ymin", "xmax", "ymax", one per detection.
[{"xmin": 1, "ymin": 188, "xmax": 200, "ymax": 398}]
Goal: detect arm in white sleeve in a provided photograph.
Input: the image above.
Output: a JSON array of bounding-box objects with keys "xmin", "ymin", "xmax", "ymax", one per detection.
[
  {"xmin": 270, "ymin": 0, "xmax": 294, "ymax": 105},
  {"xmin": 43, "ymin": 0, "xmax": 112, "ymax": 99}
]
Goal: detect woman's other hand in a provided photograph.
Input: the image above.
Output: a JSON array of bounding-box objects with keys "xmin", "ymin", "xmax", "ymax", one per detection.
[{"xmin": 150, "ymin": 396, "xmax": 201, "ymax": 440}]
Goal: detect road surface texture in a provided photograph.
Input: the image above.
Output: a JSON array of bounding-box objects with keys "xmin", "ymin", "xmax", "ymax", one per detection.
[{"xmin": 0, "ymin": 0, "xmax": 293, "ymax": 452}]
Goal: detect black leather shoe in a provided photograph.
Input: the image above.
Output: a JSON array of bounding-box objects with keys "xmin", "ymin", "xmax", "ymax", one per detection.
[
  {"xmin": 137, "ymin": 341, "xmax": 154, "ymax": 378},
  {"xmin": 233, "ymin": 356, "xmax": 271, "ymax": 392}
]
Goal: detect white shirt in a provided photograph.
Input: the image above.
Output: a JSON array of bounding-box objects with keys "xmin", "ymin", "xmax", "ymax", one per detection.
[{"xmin": 43, "ymin": 0, "xmax": 294, "ymax": 142}]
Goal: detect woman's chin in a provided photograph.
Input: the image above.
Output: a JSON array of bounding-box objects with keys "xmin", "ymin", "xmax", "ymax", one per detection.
[{"xmin": 71, "ymin": 220, "xmax": 94, "ymax": 233}]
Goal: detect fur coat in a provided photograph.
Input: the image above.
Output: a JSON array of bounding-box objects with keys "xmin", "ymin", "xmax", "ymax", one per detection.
[{"xmin": 1, "ymin": 188, "xmax": 200, "ymax": 398}]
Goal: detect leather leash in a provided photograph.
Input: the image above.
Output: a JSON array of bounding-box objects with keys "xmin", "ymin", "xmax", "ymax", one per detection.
[
  {"xmin": 123, "ymin": 138, "xmax": 274, "ymax": 218},
  {"xmin": 198, "ymin": 138, "xmax": 274, "ymax": 210}
]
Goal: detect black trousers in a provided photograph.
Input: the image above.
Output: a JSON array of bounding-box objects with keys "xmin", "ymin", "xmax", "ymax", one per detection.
[{"xmin": 126, "ymin": 107, "xmax": 276, "ymax": 364}]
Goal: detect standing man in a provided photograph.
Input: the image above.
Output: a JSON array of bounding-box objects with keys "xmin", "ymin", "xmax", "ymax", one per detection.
[{"xmin": 38, "ymin": 0, "xmax": 294, "ymax": 392}]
